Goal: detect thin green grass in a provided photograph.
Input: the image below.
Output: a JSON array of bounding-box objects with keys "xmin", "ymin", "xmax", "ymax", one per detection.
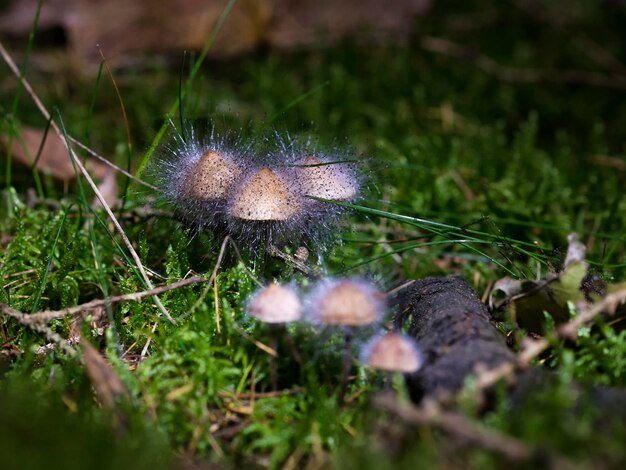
[
  {"xmin": 3, "ymin": 0, "xmax": 44, "ymax": 191},
  {"xmin": 137, "ymin": 0, "xmax": 238, "ymax": 176}
]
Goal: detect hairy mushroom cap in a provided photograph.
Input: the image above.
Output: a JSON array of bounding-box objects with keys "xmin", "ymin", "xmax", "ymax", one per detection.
[
  {"xmin": 306, "ymin": 278, "xmax": 385, "ymax": 326},
  {"xmin": 230, "ymin": 168, "xmax": 301, "ymax": 221},
  {"xmin": 182, "ymin": 150, "xmax": 243, "ymax": 200},
  {"xmin": 247, "ymin": 283, "xmax": 302, "ymax": 323},
  {"xmin": 360, "ymin": 332, "xmax": 422, "ymax": 373},
  {"xmin": 296, "ymin": 156, "xmax": 358, "ymax": 201}
]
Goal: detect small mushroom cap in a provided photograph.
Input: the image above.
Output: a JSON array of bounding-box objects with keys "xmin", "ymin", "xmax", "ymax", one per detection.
[
  {"xmin": 361, "ymin": 332, "xmax": 422, "ymax": 373},
  {"xmin": 297, "ymin": 156, "xmax": 358, "ymax": 201},
  {"xmin": 231, "ymin": 168, "xmax": 301, "ymax": 221},
  {"xmin": 183, "ymin": 150, "xmax": 242, "ymax": 200},
  {"xmin": 247, "ymin": 283, "xmax": 302, "ymax": 323},
  {"xmin": 312, "ymin": 279, "xmax": 384, "ymax": 326}
]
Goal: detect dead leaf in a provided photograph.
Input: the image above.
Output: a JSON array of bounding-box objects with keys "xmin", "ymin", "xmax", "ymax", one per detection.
[
  {"xmin": 1, "ymin": 126, "xmax": 108, "ymax": 181},
  {"xmin": 490, "ymin": 233, "xmax": 588, "ymax": 332},
  {"xmin": 1, "ymin": 0, "xmax": 431, "ymax": 64},
  {"xmin": 92, "ymin": 167, "xmax": 119, "ymax": 208},
  {"xmin": 564, "ymin": 233, "xmax": 586, "ymax": 267}
]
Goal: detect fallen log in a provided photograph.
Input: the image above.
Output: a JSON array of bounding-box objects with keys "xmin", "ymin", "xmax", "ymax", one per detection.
[
  {"xmin": 392, "ymin": 275, "xmax": 515, "ymax": 403},
  {"xmin": 392, "ymin": 275, "xmax": 626, "ymax": 418}
]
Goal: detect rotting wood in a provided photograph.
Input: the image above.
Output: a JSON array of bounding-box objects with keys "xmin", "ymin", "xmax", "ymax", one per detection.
[
  {"xmin": 391, "ymin": 275, "xmax": 516, "ymax": 403},
  {"xmin": 391, "ymin": 275, "xmax": 626, "ymax": 418}
]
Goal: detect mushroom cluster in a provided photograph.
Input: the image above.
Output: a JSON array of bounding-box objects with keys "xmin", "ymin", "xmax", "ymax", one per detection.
[
  {"xmin": 245, "ymin": 277, "xmax": 422, "ymax": 398},
  {"xmin": 152, "ymin": 125, "xmax": 362, "ymax": 252}
]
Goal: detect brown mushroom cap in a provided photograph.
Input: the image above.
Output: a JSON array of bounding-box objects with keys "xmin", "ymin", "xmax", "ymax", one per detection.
[
  {"xmin": 183, "ymin": 150, "xmax": 242, "ymax": 200},
  {"xmin": 315, "ymin": 279, "xmax": 383, "ymax": 326},
  {"xmin": 247, "ymin": 283, "xmax": 302, "ymax": 323},
  {"xmin": 362, "ymin": 332, "xmax": 422, "ymax": 373},
  {"xmin": 297, "ymin": 156, "xmax": 358, "ymax": 201},
  {"xmin": 230, "ymin": 168, "xmax": 301, "ymax": 221}
]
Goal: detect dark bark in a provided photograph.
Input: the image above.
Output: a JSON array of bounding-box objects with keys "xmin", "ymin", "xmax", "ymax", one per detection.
[
  {"xmin": 392, "ymin": 275, "xmax": 626, "ymax": 418},
  {"xmin": 392, "ymin": 276, "xmax": 515, "ymax": 403}
]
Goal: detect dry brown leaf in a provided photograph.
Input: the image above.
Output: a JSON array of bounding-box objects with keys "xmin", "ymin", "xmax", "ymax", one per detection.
[
  {"xmin": 1, "ymin": 126, "xmax": 108, "ymax": 181},
  {"xmin": 1, "ymin": 0, "xmax": 431, "ymax": 64},
  {"xmin": 82, "ymin": 336, "xmax": 129, "ymax": 408},
  {"xmin": 92, "ymin": 167, "xmax": 119, "ymax": 208}
]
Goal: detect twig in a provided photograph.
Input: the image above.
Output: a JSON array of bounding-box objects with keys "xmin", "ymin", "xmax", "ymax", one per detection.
[
  {"xmin": 519, "ymin": 285, "xmax": 626, "ymax": 364},
  {"xmin": 475, "ymin": 284, "xmax": 626, "ymax": 389},
  {"xmin": 0, "ymin": 276, "xmax": 205, "ymax": 325},
  {"xmin": 218, "ymin": 387, "xmax": 305, "ymax": 400},
  {"xmin": 69, "ymin": 136, "xmax": 158, "ymax": 191},
  {"xmin": 140, "ymin": 320, "xmax": 159, "ymax": 359},
  {"xmin": 267, "ymin": 244, "xmax": 324, "ymax": 278},
  {"xmin": 0, "ymin": 40, "xmax": 175, "ymax": 324},
  {"xmin": 375, "ymin": 392, "xmax": 536, "ymax": 462},
  {"xmin": 559, "ymin": 288, "xmax": 626, "ymax": 338}
]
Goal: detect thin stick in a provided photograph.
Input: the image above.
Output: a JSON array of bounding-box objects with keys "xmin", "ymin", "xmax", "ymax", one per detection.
[
  {"xmin": 0, "ymin": 276, "xmax": 206, "ymax": 324},
  {"xmin": 519, "ymin": 285, "xmax": 626, "ymax": 365},
  {"xmin": 473, "ymin": 285, "xmax": 626, "ymax": 391},
  {"xmin": 68, "ymin": 136, "xmax": 158, "ymax": 190},
  {"xmin": 213, "ymin": 274, "xmax": 221, "ymax": 335},
  {"xmin": 268, "ymin": 244, "xmax": 324, "ymax": 278},
  {"xmin": 140, "ymin": 321, "xmax": 159, "ymax": 359},
  {"xmin": 375, "ymin": 392, "xmax": 541, "ymax": 463},
  {"xmin": 0, "ymin": 40, "xmax": 174, "ymax": 324}
]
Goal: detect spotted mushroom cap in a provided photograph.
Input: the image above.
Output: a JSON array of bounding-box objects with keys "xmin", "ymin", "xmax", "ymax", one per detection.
[
  {"xmin": 182, "ymin": 150, "xmax": 243, "ymax": 200},
  {"xmin": 230, "ymin": 167, "xmax": 302, "ymax": 221},
  {"xmin": 296, "ymin": 155, "xmax": 359, "ymax": 201}
]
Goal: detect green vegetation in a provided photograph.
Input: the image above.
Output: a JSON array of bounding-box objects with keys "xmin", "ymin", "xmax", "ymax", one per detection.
[{"xmin": 1, "ymin": 0, "xmax": 625, "ymax": 468}]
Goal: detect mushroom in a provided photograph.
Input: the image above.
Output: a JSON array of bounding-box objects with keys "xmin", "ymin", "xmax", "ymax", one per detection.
[
  {"xmin": 247, "ymin": 282, "xmax": 303, "ymax": 389},
  {"xmin": 311, "ymin": 278, "xmax": 383, "ymax": 326},
  {"xmin": 182, "ymin": 149, "xmax": 243, "ymax": 201},
  {"xmin": 230, "ymin": 167, "xmax": 301, "ymax": 221},
  {"xmin": 305, "ymin": 278, "xmax": 385, "ymax": 402},
  {"xmin": 296, "ymin": 155, "xmax": 358, "ymax": 201},
  {"xmin": 247, "ymin": 282, "xmax": 302, "ymax": 323},
  {"xmin": 360, "ymin": 332, "xmax": 422, "ymax": 373}
]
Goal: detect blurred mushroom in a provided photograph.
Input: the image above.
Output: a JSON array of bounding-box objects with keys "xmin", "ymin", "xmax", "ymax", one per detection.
[
  {"xmin": 360, "ymin": 331, "xmax": 422, "ymax": 373},
  {"xmin": 247, "ymin": 282, "xmax": 303, "ymax": 389},
  {"xmin": 305, "ymin": 277, "xmax": 385, "ymax": 402}
]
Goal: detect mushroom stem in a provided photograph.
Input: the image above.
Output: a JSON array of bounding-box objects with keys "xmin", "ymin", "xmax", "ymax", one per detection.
[
  {"xmin": 282, "ymin": 327, "xmax": 303, "ymax": 370},
  {"xmin": 339, "ymin": 326, "xmax": 353, "ymax": 404},
  {"xmin": 269, "ymin": 324, "xmax": 279, "ymax": 391}
]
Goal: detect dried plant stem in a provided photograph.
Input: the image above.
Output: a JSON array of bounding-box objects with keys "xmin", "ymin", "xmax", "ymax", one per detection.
[
  {"xmin": 0, "ymin": 40, "xmax": 174, "ymax": 323},
  {"xmin": 0, "ymin": 276, "xmax": 206, "ymax": 325},
  {"xmin": 518, "ymin": 285, "xmax": 626, "ymax": 365},
  {"xmin": 184, "ymin": 235, "xmax": 231, "ymax": 320},
  {"xmin": 375, "ymin": 392, "xmax": 541, "ymax": 463},
  {"xmin": 68, "ymin": 136, "xmax": 158, "ymax": 190},
  {"xmin": 475, "ymin": 284, "xmax": 626, "ymax": 391},
  {"xmin": 267, "ymin": 245, "xmax": 324, "ymax": 278}
]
